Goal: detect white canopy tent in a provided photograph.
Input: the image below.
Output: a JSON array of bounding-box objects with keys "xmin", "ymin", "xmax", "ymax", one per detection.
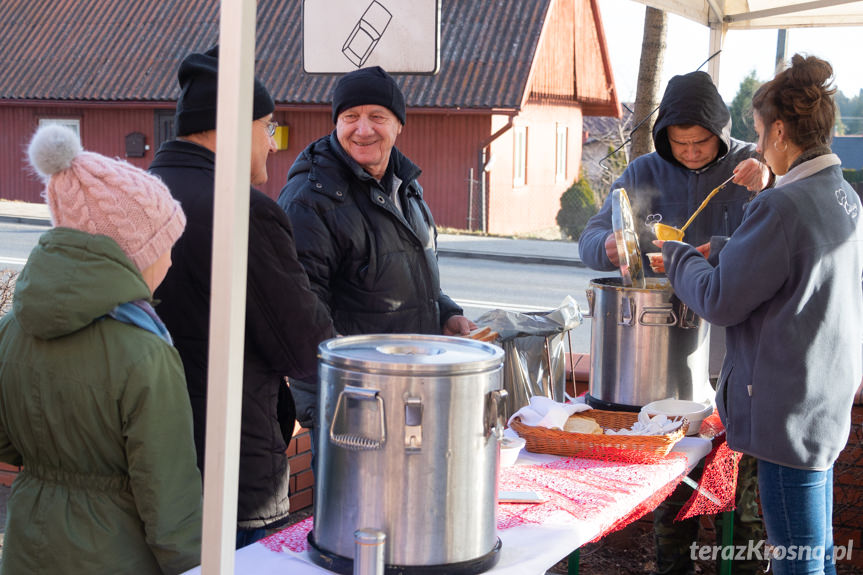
[
  {"xmin": 636, "ymin": 0, "xmax": 863, "ymax": 27},
  {"xmin": 630, "ymin": 1, "xmax": 863, "ymax": 85},
  {"xmin": 201, "ymin": 1, "xmax": 863, "ymax": 573}
]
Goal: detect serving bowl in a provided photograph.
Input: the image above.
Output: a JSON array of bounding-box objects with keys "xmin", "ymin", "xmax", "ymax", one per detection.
[
  {"xmin": 641, "ymin": 398, "xmax": 714, "ymax": 436},
  {"xmin": 500, "ymin": 436, "xmax": 526, "ymax": 467}
]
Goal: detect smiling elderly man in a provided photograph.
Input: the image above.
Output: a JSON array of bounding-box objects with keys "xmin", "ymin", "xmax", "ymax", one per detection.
[{"xmin": 277, "ymin": 66, "xmax": 474, "ymax": 447}]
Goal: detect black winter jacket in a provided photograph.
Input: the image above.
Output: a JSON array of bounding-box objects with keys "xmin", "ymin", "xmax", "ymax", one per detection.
[
  {"xmin": 150, "ymin": 140, "xmax": 333, "ymax": 530},
  {"xmin": 278, "ymin": 133, "xmax": 462, "ymax": 426}
]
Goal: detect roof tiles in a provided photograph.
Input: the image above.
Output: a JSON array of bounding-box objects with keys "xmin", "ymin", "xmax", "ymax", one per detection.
[{"xmin": 0, "ymin": 0, "xmax": 552, "ymax": 110}]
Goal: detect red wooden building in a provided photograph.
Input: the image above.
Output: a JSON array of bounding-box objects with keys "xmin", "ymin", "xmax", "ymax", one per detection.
[{"xmin": 0, "ymin": 0, "xmax": 620, "ymax": 236}]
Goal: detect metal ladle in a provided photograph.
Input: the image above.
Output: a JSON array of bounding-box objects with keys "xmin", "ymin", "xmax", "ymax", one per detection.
[{"xmin": 654, "ymin": 174, "xmax": 736, "ymax": 241}]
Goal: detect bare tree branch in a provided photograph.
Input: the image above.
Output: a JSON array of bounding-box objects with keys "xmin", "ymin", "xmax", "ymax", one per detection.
[
  {"xmin": 0, "ymin": 269, "xmax": 18, "ymax": 317},
  {"xmin": 631, "ymin": 7, "xmax": 666, "ymax": 159}
]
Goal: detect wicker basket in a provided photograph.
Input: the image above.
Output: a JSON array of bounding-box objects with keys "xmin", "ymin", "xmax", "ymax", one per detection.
[{"xmin": 509, "ymin": 410, "xmax": 688, "ymax": 462}]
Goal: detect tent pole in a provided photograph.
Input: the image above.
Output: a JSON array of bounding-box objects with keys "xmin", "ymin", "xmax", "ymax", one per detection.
[
  {"xmin": 775, "ymin": 29, "xmax": 789, "ymax": 74},
  {"xmin": 707, "ymin": 22, "xmax": 726, "ymax": 89},
  {"xmin": 201, "ymin": 0, "xmax": 256, "ymax": 572}
]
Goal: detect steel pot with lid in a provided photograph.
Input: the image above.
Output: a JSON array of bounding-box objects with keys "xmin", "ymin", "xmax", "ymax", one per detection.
[
  {"xmin": 584, "ymin": 277, "xmax": 713, "ymax": 410},
  {"xmin": 309, "ymin": 334, "xmax": 506, "ymax": 575},
  {"xmin": 583, "ymin": 189, "xmax": 713, "ymax": 411}
]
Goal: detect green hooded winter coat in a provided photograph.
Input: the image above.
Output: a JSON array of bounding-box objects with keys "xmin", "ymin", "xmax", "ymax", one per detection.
[{"xmin": 0, "ymin": 229, "xmax": 202, "ymax": 574}]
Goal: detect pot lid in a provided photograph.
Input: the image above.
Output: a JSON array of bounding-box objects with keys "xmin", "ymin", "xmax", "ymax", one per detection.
[
  {"xmin": 319, "ymin": 334, "xmax": 504, "ymax": 375},
  {"xmin": 610, "ymin": 188, "xmax": 645, "ymax": 288}
]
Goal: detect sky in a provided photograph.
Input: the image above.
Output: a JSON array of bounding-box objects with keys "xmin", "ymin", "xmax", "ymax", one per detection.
[{"xmin": 598, "ymin": 0, "xmax": 863, "ymax": 104}]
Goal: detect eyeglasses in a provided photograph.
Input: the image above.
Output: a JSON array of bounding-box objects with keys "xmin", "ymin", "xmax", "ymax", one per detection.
[{"xmin": 265, "ymin": 120, "xmax": 278, "ymax": 137}]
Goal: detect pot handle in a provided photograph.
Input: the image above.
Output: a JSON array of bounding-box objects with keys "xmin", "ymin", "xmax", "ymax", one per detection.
[
  {"xmin": 583, "ymin": 288, "xmax": 595, "ymax": 318},
  {"xmin": 404, "ymin": 396, "xmax": 423, "ymax": 454},
  {"xmin": 677, "ymin": 302, "xmax": 701, "ymax": 329},
  {"xmin": 638, "ymin": 304, "xmax": 678, "ymax": 326},
  {"xmin": 618, "ymin": 295, "xmax": 636, "ymax": 326},
  {"xmin": 329, "ymin": 385, "xmax": 387, "ymax": 451},
  {"xmin": 485, "ymin": 389, "xmax": 508, "ymax": 441}
]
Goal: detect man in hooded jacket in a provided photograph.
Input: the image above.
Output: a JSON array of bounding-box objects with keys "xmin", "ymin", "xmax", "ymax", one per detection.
[
  {"xmin": 579, "ymin": 71, "xmax": 770, "ymax": 273},
  {"xmin": 579, "ymin": 71, "xmax": 770, "ymax": 575}
]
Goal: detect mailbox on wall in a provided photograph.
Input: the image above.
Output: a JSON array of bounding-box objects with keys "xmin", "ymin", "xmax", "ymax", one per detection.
[{"xmin": 125, "ymin": 132, "xmax": 147, "ymax": 158}]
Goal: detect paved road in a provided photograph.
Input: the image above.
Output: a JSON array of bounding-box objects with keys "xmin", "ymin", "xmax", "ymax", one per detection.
[
  {"xmin": 439, "ymin": 255, "xmax": 595, "ymax": 353},
  {"xmin": 0, "ymin": 222, "xmax": 44, "ymax": 270}
]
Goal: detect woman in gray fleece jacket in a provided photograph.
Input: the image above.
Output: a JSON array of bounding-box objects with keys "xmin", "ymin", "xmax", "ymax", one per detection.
[{"xmin": 658, "ymin": 55, "xmax": 863, "ymax": 575}]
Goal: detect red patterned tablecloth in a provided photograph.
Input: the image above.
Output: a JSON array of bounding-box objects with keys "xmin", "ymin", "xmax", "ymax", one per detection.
[
  {"xmin": 497, "ymin": 453, "xmax": 688, "ymax": 542},
  {"xmin": 677, "ymin": 411, "xmax": 741, "ymax": 520}
]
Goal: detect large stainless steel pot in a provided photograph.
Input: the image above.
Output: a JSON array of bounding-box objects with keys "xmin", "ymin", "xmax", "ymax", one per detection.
[
  {"xmin": 585, "ymin": 277, "xmax": 713, "ymax": 410},
  {"xmin": 309, "ymin": 334, "xmax": 506, "ymax": 575}
]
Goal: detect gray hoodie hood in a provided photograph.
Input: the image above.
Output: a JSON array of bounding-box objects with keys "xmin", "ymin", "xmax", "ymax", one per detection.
[{"xmin": 652, "ymin": 71, "xmax": 732, "ymax": 169}]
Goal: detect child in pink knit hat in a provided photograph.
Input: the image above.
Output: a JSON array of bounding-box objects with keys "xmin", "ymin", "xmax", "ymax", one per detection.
[
  {"xmin": 0, "ymin": 125, "xmax": 202, "ymax": 574},
  {"xmin": 29, "ymin": 124, "xmax": 186, "ymax": 291}
]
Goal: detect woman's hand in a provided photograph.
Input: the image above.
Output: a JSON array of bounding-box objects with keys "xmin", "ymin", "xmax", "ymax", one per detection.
[{"xmin": 733, "ymin": 158, "xmax": 772, "ymax": 192}]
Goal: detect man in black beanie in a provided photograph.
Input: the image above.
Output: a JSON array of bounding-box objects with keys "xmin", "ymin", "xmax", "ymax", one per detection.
[
  {"xmin": 277, "ymin": 66, "xmax": 474, "ymax": 452},
  {"xmin": 149, "ymin": 46, "xmax": 334, "ymax": 549}
]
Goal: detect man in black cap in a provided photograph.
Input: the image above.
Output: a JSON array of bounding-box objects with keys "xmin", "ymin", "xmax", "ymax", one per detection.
[
  {"xmin": 150, "ymin": 46, "xmax": 334, "ymax": 548},
  {"xmin": 277, "ymin": 66, "xmax": 474, "ymax": 448}
]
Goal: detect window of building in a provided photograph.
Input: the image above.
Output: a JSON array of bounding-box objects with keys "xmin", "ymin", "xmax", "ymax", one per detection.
[
  {"xmin": 155, "ymin": 110, "xmax": 176, "ymax": 149},
  {"xmin": 555, "ymin": 124, "xmax": 568, "ymax": 183},
  {"xmin": 513, "ymin": 126, "xmax": 527, "ymax": 187},
  {"xmin": 38, "ymin": 118, "xmax": 80, "ymax": 137}
]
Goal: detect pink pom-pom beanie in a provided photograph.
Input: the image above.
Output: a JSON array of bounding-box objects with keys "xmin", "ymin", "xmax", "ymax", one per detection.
[{"xmin": 27, "ymin": 124, "xmax": 186, "ymax": 271}]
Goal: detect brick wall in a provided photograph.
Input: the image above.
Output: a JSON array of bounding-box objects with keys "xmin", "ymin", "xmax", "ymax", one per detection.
[
  {"xmin": 834, "ymin": 405, "xmax": 863, "ymax": 570},
  {"xmin": 288, "ymin": 423, "xmax": 315, "ymax": 512},
  {"xmin": 0, "ymin": 463, "xmax": 19, "ymax": 487}
]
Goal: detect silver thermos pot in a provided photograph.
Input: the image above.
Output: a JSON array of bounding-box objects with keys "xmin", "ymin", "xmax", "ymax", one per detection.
[{"xmin": 308, "ymin": 334, "xmax": 506, "ymax": 575}]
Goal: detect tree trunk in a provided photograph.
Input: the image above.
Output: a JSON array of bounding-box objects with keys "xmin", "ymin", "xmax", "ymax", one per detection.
[{"xmin": 631, "ymin": 7, "xmax": 667, "ymax": 159}]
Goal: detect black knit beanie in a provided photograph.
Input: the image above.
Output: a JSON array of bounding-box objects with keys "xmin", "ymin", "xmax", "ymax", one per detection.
[
  {"xmin": 331, "ymin": 66, "xmax": 406, "ymax": 125},
  {"xmin": 175, "ymin": 46, "xmax": 275, "ymax": 136}
]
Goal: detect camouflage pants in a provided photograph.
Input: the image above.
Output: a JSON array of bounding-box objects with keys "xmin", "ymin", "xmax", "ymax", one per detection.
[{"xmin": 653, "ymin": 453, "xmax": 764, "ymax": 575}]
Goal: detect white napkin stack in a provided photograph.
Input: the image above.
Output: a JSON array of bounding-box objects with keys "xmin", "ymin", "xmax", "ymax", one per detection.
[
  {"xmin": 604, "ymin": 410, "xmax": 683, "ymax": 436},
  {"xmin": 508, "ymin": 396, "xmax": 592, "ymax": 430}
]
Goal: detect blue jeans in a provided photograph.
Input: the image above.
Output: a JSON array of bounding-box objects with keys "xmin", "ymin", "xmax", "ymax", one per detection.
[
  {"xmin": 235, "ymin": 527, "xmax": 267, "ymax": 549},
  {"xmin": 757, "ymin": 460, "xmax": 836, "ymax": 575}
]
